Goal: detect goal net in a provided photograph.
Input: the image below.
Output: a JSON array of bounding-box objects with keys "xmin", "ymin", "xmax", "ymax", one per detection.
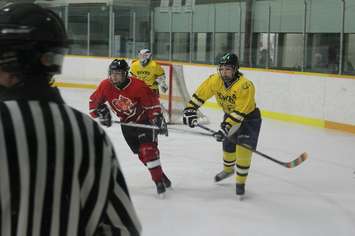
[{"xmin": 158, "ymin": 62, "xmax": 209, "ymax": 124}]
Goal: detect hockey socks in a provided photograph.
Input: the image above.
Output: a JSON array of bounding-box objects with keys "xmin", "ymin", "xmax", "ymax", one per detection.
[
  {"xmin": 223, "ymin": 151, "xmax": 236, "ymax": 173},
  {"xmin": 214, "ymin": 151, "xmax": 235, "ymax": 182},
  {"xmin": 235, "ymin": 145, "xmax": 252, "ymax": 184}
]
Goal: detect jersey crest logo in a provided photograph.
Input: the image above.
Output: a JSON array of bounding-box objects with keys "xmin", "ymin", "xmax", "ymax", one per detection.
[
  {"xmin": 112, "ymin": 95, "xmax": 136, "ymax": 116},
  {"xmin": 137, "ymin": 70, "xmax": 150, "ymax": 79},
  {"xmin": 217, "ymin": 92, "xmax": 236, "ymax": 103}
]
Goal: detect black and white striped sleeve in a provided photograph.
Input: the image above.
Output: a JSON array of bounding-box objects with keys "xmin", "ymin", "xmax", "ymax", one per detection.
[
  {"xmin": 99, "ymin": 145, "xmax": 142, "ymax": 236},
  {"xmin": 0, "ymin": 100, "xmax": 141, "ymax": 236},
  {"xmin": 80, "ymin": 124, "xmax": 142, "ymax": 236}
]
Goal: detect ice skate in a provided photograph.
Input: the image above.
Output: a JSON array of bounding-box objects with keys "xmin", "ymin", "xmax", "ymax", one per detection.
[
  {"xmin": 155, "ymin": 181, "xmax": 166, "ymax": 198},
  {"xmin": 162, "ymin": 173, "xmax": 172, "ymax": 189},
  {"xmin": 236, "ymin": 183, "xmax": 245, "ymax": 201},
  {"xmin": 214, "ymin": 170, "xmax": 233, "ymax": 182}
]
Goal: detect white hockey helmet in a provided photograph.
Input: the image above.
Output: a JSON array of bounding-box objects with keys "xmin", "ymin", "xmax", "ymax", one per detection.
[{"xmin": 138, "ymin": 48, "xmax": 152, "ymax": 66}]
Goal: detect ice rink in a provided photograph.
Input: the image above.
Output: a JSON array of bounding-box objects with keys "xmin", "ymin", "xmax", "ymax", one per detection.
[{"xmin": 61, "ymin": 87, "xmax": 355, "ymax": 236}]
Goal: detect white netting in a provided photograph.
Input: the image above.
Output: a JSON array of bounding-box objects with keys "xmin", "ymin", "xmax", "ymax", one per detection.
[{"xmin": 159, "ymin": 62, "xmax": 209, "ymax": 124}]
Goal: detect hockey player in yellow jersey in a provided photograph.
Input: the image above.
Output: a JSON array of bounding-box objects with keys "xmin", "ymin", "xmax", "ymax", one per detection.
[
  {"xmin": 130, "ymin": 49, "xmax": 168, "ymax": 96},
  {"xmin": 183, "ymin": 53, "xmax": 262, "ymax": 197}
]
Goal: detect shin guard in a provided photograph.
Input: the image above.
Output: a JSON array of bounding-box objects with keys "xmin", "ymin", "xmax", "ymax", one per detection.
[
  {"xmin": 138, "ymin": 143, "xmax": 163, "ymax": 182},
  {"xmin": 235, "ymin": 145, "xmax": 252, "ymax": 184},
  {"xmin": 223, "ymin": 151, "xmax": 236, "ymax": 173}
]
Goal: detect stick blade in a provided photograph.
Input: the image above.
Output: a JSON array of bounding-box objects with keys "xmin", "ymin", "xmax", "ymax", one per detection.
[{"xmin": 285, "ymin": 152, "xmax": 308, "ymax": 168}]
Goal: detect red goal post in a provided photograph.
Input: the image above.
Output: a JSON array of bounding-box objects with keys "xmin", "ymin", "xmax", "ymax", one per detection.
[{"xmin": 158, "ymin": 61, "xmax": 208, "ymax": 124}]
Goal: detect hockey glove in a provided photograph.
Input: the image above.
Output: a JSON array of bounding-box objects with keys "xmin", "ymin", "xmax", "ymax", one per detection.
[
  {"xmin": 214, "ymin": 122, "xmax": 242, "ymax": 142},
  {"xmin": 159, "ymin": 80, "xmax": 168, "ymax": 93},
  {"xmin": 213, "ymin": 122, "xmax": 232, "ymax": 142},
  {"xmin": 157, "ymin": 76, "xmax": 168, "ymax": 93},
  {"xmin": 96, "ymin": 104, "xmax": 112, "ymax": 127},
  {"xmin": 153, "ymin": 113, "xmax": 168, "ymax": 136},
  {"xmin": 183, "ymin": 108, "xmax": 198, "ymax": 128}
]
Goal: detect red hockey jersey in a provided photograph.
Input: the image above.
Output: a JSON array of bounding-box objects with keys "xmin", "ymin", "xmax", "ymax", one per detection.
[{"xmin": 89, "ymin": 77, "xmax": 161, "ymax": 123}]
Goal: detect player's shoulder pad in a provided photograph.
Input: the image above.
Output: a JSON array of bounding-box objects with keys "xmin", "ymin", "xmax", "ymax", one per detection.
[
  {"xmin": 239, "ymin": 76, "xmax": 254, "ymax": 90},
  {"xmin": 130, "ymin": 76, "xmax": 144, "ymax": 84},
  {"xmin": 98, "ymin": 78, "xmax": 112, "ymax": 87},
  {"xmin": 132, "ymin": 77, "xmax": 151, "ymax": 90},
  {"xmin": 99, "ymin": 78, "xmax": 108, "ymax": 84},
  {"xmin": 208, "ymin": 72, "xmax": 220, "ymax": 80},
  {"xmin": 131, "ymin": 59, "xmax": 139, "ymax": 64},
  {"xmin": 130, "ymin": 59, "xmax": 140, "ymax": 68},
  {"xmin": 130, "ymin": 75, "xmax": 139, "ymax": 80},
  {"xmin": 147, "ymin": 60, "xmax": 159, "ymax": 68}
]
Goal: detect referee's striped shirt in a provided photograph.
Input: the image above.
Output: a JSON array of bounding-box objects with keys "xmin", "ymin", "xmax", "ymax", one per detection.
[{"xmin": 0, "ymin": 99, "xmax": 141, "ymax": 236}]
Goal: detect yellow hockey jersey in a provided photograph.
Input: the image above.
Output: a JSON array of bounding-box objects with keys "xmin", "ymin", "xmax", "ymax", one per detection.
[
  {"xmin": 130, "ymin": 59, "xmax": 165, "ymax": 91},
  {"xmin": 187, "ymin": 73, "xmax": 257, "ymax": 126}
]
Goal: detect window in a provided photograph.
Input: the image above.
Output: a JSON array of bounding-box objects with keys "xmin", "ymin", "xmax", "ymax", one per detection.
[
  {"xmin": 214, "ymin": 33, "xmax": 232, "ymax": 64},
  {"xmin": 343, "ymin": 34, "xmax": 355, "ymax": 75},
  {"xmin": 68, "ymin": 7, "xmax": 88, "ymax": 55},
  {"xmin": 172, "ymin": 33, "xmax": 190, "ymax": 61},
  {"xmin": 154, "ymin": 33, "xmax": 170, "ymax": 60},
  {"xmin": 276, "ymin": 33, "xmax": 303, "ymax": 71},
  {"xmin": 89, "ymin": 6, "xmax": 109, "ymax": 57},
  {"xmin": 192, "ymin": 32, "xmax": 213, "ymax": 64},
  {"xmin": 305, "ymin": 33, "xmax": 340, "ymax": 74},
  {"xmin": 113, "ymin": 8, "xmax": 132, "ymax": 58},
  {"xmin": 252, "ymin": 33, "xmax": 277, "ymax": 68},
  {"xmin": 67, "ymin": 4, "xmax": 109, "ymax": 57}
]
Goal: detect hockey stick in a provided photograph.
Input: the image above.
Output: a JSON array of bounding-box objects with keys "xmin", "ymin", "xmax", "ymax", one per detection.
[
  {"xmin": 167, "ymin": 126, "xmax": 214, "ymax": 137},
  {"xmin": 112, "ymin": 120, "xmax": 169, "ymax": 136},
  {"xmin": 113, "ymin": 120, "xmax": 161, "ymax": 130},
  {"xmin": 113, "ymin": 120, "xmax": 211, "ymax": 136},
  {"xmin": 196, "ymin": 123, "xmax": 308, "ymax": 168},
  {"xmin": 113, "ymin": 120, "xmax": 210, "ymax": 137}
]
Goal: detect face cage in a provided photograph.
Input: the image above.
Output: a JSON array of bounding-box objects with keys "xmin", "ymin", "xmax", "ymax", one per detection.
[
  {"xmin": 218, "ymin": 65, "xmax": 239, "ymax": 85},
  {"xmin": 110, "ymin": 69, "xmax": 128, "ymax": 79},
  {"xmin": 139, "ymin": 52, "xmax": 152, "ymax": 65},
  {"xmin": 0, "ymin": 47, "xmax": 67, "ymax": 76}
]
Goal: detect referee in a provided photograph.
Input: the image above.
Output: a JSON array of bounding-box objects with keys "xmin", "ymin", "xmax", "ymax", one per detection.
[{"xmin": 0, "ymin": 3, "xmax": 141, "ymax": 236}]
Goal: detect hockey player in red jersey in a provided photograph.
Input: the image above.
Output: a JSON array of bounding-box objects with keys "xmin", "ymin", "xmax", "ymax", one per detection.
[{"xmin": 89, "ymin": 59, "xmax": 171, "ymax": 195}]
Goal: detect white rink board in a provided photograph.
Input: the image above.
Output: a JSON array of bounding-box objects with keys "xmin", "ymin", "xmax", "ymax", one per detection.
[{"xmin": 56, "ymin": 56, "xmax": 355, "ymax": 126}]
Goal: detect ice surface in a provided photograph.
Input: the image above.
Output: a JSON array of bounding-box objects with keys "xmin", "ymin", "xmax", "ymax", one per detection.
[{"xmin": 61, "ymin": 87, "xmax": 355, "ymax": 236}]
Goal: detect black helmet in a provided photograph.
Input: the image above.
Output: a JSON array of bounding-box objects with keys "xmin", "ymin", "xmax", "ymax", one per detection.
[
  {"xmin": 219, "ymin": 53, "xmax": 239, "ymax": 69},
  {"xmin": 0, "ymin": 3, "xmax": 68, "ymax": 79},
  {"xmin": 109, "ymin": 59, "xmax": 129, "ymax": 74}
]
